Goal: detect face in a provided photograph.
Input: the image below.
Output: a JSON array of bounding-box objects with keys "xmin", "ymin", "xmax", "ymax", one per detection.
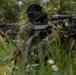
[
  {"xmin": 27, "ymin": 4, "xmax": 44, "ymax": 23},
  {"xmin": 28, "ymin": 11, "xmax": 40, "ymax": 21}
]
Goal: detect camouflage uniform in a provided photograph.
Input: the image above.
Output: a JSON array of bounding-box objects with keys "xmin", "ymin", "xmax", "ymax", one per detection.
[{"xmin": 19, "ymin": 21, "xmax": 51, "ymax": 56}]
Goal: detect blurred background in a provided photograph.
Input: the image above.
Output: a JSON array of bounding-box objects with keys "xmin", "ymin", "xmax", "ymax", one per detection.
[{"xmin": 0, "ymin": 0, "xmax": 76, "ymax": 24}]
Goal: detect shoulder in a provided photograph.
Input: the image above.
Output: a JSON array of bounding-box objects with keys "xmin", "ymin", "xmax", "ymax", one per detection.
[{"xmin": 20, "ymin": 22, "xmax": 32, "ymax": 32}]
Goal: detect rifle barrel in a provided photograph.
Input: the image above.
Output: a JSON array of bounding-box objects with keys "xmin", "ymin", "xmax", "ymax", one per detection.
[{"xmin": 51, "ymin": 14, "xmax": 72, "ymax": 20}]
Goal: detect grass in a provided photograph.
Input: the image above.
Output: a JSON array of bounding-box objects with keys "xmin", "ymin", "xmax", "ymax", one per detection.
[
  {"xmin": 0, "ymin": 40, "xmax": 14, "ymax": 75},
  {"xmin": 0, "ymin": 35, "xmax": 76, "ymax": 75}
]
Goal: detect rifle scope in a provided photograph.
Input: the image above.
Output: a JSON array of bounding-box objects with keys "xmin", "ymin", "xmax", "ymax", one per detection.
[{"xmin": 51, "ymin": 14, "xmax": 76, "ymax": 20}]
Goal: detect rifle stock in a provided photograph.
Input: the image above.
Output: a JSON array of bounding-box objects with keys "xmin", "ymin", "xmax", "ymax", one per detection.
[{"xmin": 34, "ymin": 24, "xmax": 53, "ymax": 31}]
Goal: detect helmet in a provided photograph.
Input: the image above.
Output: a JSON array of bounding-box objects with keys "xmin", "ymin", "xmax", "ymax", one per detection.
[{"xmin": 27, "ymin": 4, "xmax": 47, "ymax": 24}]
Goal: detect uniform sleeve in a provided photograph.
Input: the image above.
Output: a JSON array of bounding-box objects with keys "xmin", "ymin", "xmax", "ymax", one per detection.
[
  {"xmin": 20, "ymin": 25, "xmax": 28, "ymax": 40},
  {"xmin": 13, "ymin": 24, "xmax": 29, "ymax": 47},
  {"xmin": 20, "ymin": 22, "xmax": 33, "ymax": 39}
]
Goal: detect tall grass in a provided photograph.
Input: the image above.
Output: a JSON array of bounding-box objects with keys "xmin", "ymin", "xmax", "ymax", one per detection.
[
  {"xmin": 0, "ymin": 35, "xmax": 76, "ymax": 75},
  {"xmin": 0, "ymin": 40, "xmax": 14, "ymax": 75}
]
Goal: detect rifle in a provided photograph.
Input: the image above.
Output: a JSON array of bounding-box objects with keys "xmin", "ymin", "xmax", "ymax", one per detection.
[
  {"xmin": 0, "ymin": 23, "xmax": 18, "ymax": 33},
  {"xmin": 0, "ymin": 23, "xmax": 19, "ymax": 42},
  {"xmin": 51, "ymin": 14, "xmax": 76, "ymax": 37},
  {"xmin": 51, "ymin": 14, "xmax": 76, "ymax": 20},
  {"xmin": 51, "ymin": 14, "xmax": 76, "ymax": 50}
]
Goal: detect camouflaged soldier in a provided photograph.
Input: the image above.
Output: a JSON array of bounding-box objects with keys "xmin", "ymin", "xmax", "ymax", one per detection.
[
  {"xmin": 13, "ymin": 4, "xmax": 76, "ymax": 62},
  {"xmin": 18, "ymin": 4, "xmax": 52, "ymax": 57}
]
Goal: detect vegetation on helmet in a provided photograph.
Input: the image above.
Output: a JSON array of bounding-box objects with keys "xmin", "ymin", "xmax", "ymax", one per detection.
[{"xmin": 27, "ymin": 4, "xmax": 47, "ymax": 24}]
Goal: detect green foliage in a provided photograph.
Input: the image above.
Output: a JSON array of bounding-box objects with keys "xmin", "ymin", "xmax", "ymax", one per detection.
[
  {"xmin": 0, "ymin": 35, "xmax": 76, "ymax": 75},
  {"xmin": 0, "ymin": 0, "xmax": 21, "ymax": 23},
  {"xmin": 0, "ymin": 41, "xmax": 14, "ymax": 75},
  {"xmin": 0, "ymin": 0, "xmax": 76, "ymax": 23},
  {"xmin": 0, "ymin": 0, "xmax": 76, "ymax": 75}
]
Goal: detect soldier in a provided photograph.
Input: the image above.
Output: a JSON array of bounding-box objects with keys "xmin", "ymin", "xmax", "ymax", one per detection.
[
  {"xmin": 18, "ymin": 4, "xmax": 52, "ymax": 56},
  {"xmin": 12, "ymin": 4, "xmax": 76, "ymax": 75},
  {"xmin": 12, "ymin": 4, "xmax": 53, "ymax": 75}
]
